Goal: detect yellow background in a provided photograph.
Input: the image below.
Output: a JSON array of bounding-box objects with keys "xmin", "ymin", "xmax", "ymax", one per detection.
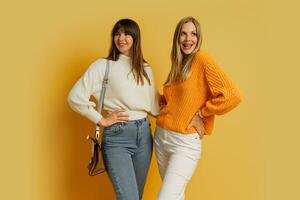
[{"xmin": 1, "ymin": 0, "xmax": 299, "ymax": 199}]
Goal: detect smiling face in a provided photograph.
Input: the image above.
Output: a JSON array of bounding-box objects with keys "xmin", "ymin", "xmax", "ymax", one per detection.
[
  {"xmin": 179, "ymin": 22, "xmax": 198, "ymax": 55},
  {"xmin": 114, "ymin": 28, "xmax": 133, "ymax": 56}
]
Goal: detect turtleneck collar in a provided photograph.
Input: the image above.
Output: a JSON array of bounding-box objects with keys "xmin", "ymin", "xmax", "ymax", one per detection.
[{"xmin": 119, "ymin": 54, "xmax": 131, "ymax": 61}]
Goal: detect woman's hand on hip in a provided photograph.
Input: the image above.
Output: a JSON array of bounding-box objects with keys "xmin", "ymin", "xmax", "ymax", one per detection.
[
  {"xmin": 98, "ymin": 109, "xmax": 129, "ymax": 127},
  {"xmin": 186, "ymin": 113, "xmax": 205, "ymax": 139}
]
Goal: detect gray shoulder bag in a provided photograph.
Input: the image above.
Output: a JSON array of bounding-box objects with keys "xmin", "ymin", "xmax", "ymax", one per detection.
[{"xmin": 87, "ymin": 59, "xmax": 110, "ymax": 176}]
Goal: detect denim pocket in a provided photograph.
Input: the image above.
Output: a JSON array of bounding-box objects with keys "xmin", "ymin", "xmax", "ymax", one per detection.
[{"xmin": 103, "ymin": 123, "xmax": 126, "ymax": 137}]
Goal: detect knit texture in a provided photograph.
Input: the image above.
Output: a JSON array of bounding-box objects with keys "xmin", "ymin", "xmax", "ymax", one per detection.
[
  {"xmin": 68, "ymin": 54, "xmax": 160, "ymax": 124},
  {"xmin": 156, "ymin": 51, "xmax": 241, "ymax": 135}
]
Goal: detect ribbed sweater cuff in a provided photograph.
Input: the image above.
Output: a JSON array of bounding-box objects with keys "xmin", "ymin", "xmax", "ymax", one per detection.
[
  {"xmin": 84, "ymin": 107, "xmax": 103, "ymax": 124},
  {"xmin": 201, "ymin": 107, "xmax": 213, "ymax": 117}
]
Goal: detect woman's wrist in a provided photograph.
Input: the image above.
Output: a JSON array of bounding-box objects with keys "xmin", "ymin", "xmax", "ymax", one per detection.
[{"xmin": 98, "ymin": 117, "xmax": 106, "ymax": 126}]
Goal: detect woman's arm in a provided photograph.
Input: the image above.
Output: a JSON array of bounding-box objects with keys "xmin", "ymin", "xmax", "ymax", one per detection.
[
  {"xmin": 67, "ymin": 59, "xmax": 106, "ymax": 124},
  {"xmin": 200, "ymin": 52, "xmax": 242, "ymax": 117}
]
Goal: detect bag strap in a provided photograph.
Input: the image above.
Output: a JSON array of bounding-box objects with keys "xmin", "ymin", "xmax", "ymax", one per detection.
[{"xmin": 95, "ymin": 60, "xmax": 110, "ymax": 139}]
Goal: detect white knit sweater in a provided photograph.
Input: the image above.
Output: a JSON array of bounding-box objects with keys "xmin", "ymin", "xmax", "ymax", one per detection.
[{"xmin": 68, "ymin": 54, "xmax": 160, "ymax": 124}]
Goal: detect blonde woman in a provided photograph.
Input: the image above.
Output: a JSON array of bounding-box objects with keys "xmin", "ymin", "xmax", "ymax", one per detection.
[{"xmin": 155, "ymin": 17, "xmax": 241, "ymax": 200}]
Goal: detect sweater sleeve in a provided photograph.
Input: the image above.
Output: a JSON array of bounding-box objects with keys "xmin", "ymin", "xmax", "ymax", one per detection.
[
  {"xmin": 200, "ymin": 52, "xmax": 241, "ymax": 117},
  {"xmin": 67, "ymin": 59, "xmax": 106, "ymax": 124},
  {"xmin": 145, "ymin": 66, "xmax": 160, "ymax": 116}
]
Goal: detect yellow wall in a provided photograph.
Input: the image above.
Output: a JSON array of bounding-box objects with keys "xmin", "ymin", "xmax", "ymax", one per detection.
[{"xmin": 1, "ymin": 0, "xmax": 299, "ymax": 199}]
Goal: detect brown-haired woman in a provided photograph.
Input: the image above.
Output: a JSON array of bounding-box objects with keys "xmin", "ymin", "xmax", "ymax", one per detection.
[
  {"xmin": 155, "ymin": 17, "xmax": 241, "ymax": 199},
  {"xmin": 68, "ymin": 19, "xmax": 160, "ymax": 200}
]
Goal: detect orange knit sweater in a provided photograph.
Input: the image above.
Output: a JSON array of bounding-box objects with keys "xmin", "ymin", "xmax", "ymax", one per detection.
[{"xmin": 156, "ymin": 51, "xmax": 241, "ymax": 135}]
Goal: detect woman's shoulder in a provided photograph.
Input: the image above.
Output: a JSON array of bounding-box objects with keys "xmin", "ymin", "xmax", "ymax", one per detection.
[
  {"xmin": 85, "ymin": 58, "xmax": 108, "ymax": 74},
  {"xmin": 143, "ymin": 62, "xmax": 151, "ymax": 68},
  {"xmin": 143, "ymin": 62, "xmax": 152, "ymax": 72},
  {"xmin": 193, "ymin": 50, "xmax": 219, "ymax": 69},
  {"xmin": 194, "ymin": 50, "xmax": 214, "ymax": 61},
  {"xmin": 91, "ymin": 57, "xmax": 110, "ymax": 68},
  {"xmin": 143, "ymin": 63, "xmax": 156, "ymax": 79},
  {"xmin": 92, "ymin": 57, "xmax": 109, "ymax": 66}
]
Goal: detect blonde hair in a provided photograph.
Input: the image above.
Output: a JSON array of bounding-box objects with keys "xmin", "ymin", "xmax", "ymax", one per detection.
[{"xmin": 165, "ymin": 17, "xmax": 202, "ymax": 85}]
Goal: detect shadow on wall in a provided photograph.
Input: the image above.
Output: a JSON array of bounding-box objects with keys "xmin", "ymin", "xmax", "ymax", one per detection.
[
  {"xmin": 46, "ymin": 51, "xmax": 116, "ymax": 199},
  {"xmin": 64, "ymin": 105, "xmax": 115, "ymax": 199}
]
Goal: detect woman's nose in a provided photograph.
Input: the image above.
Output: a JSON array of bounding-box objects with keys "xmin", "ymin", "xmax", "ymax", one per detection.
[
  {"xmin": 185, "ymin": 34, "xmax": 191, "ymax": 41},
  {"xmin": 118, "ymin": 33, "xmax": 126, "ymax": 41}
]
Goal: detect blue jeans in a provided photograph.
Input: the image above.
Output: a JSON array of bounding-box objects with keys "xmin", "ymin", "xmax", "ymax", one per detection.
[{"xmin": 102, "ymin": 117, "xmax": 153, "ymax": 200}]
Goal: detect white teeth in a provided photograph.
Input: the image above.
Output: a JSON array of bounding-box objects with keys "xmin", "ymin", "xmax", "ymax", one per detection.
[{"xmin": 183, "ymin": 45, "xmax": 192, "ymax": 49}]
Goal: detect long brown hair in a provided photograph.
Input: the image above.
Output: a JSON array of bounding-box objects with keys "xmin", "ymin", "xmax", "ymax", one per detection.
[
  {"xmin": 107, "ymin": 19, "xmax": 150, "ymax": 85},
  {"xmin": 165, "ymin": 17, "xmax": 202, "ymax": 85}
]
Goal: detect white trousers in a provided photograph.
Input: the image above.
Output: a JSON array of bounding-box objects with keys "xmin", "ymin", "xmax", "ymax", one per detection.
[{"xmin": 154, "ymin": 126, "xmax": 202, "ymax": 200}]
